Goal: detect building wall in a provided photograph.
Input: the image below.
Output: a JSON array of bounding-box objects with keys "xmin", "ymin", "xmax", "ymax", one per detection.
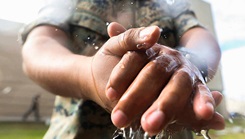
[{"xmin": 0, "ymin": 19, "xmax": 55, "ymax": 121}]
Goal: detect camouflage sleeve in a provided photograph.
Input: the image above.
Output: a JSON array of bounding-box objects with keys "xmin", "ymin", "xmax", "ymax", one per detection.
[
  {"xmin": 174, "ymin": 9, "xmax": 202, "ymax": 38},
  {"xmin": 19, "ymin": 0, "xmax": 78, "ymax": 44},
  {"xmin": 163, "ymin": 0, "xmax": 202, "ymax": 37},
  {"xmin": 70, "ymin": 0, "xmax": 112, "ymax": 36}
]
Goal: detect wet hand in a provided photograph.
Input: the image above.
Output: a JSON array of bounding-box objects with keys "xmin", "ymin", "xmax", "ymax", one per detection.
[
  {"xmin": 90, "ymin": 22, "xmax": 161, "ymax": 110},
  {"xmin": 106, "ymin": 36, "xmax": 225, "ymax": 135}
]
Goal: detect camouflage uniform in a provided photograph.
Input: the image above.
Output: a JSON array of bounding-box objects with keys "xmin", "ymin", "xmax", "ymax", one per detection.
[{"xmin": 20, "ymin": 0, "xmax": 202, "ymax": 138}]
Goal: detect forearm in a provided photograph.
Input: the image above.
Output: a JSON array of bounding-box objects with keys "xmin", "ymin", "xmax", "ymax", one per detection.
[
  {"xmin": 22, "ymin": 26, "xmax": 94, "ymax": 99},
  {"xmin": 180, "ymin": 27, "xmax": 221, "ymax": 80}
]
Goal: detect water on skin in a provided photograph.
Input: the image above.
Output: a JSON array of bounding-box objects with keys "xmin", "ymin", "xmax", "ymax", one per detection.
[{"xmin": 101, "ymin": 1, "xmax": 214, "ymax": 139}]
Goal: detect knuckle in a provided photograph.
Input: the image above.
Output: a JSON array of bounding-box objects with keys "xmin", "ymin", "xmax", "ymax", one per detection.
[
  {"xmin": 147, "ymin": 60, "xmax": 167, "ymax": 74},
  {"xmin": 151, "ymin": 54, "xmax": 179, "ymax": 73},
  {"xmin": 122, "ymin": 51, "xmax": 140, "ymax": 65},
  {"xmin": 129, "ymin": 51, "xmax": 148, "ymax": 61},
  {"xmin": 122, "ymin": 28, "xmax": 137, "ymax": 47},
  {"xmin": 161, "ymin": 48, "xmax": 181, "ymax": 58},
  {"xmin": 175, "ymin": 68, "xmax": 193, "ymax": 86}
]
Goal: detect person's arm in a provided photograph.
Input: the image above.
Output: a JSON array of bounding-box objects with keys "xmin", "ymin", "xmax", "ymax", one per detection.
[
  {"xmin": 180, "ymin": 27, "xmax": 221, "ymax": 80},
  {"xmin": 22, "ymin": 25, "xmax": 95, "ymax": 100}
]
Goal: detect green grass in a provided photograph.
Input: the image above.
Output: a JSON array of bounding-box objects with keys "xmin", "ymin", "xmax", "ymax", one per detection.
[
  {"xmin": 0, "ymin": 122, "xmax": 48, "ymax": 139},
  {"xmin": 0, "ymin": 119, "xmax": 244, "ymax": 139},
  {"xmin": 194, "ymin": 118, "xmax": 245, "ymax": 139}
]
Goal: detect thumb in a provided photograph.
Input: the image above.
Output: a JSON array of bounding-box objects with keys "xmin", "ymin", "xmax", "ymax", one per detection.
[
  {"xmin": 107, "ymin": 22, "xmax": 126, "ymax": 37},
  {"xmin": 104, "ymin": 25, "xmax": 161, "ymax": 57}
]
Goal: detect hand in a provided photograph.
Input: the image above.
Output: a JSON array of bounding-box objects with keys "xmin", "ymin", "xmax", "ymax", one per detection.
[
  {"xmin": 89, "ymin": 22, "xmax": 161, "ymax": 110},
  {"xmin": 105, "ymin": 24, "xmax": 225, "ymax": 135}
]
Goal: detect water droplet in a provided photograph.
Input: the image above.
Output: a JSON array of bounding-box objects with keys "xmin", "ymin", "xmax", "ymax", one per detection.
[
  {"xmin": 185, "ymin": 53, "xmax": 191, "ymax": 59},
  {"xmin": 94, "ymin": 46, "xmax": 99, "ymax": 50},
  {"xmin": 166, "ymin": 0, "xmax": 175, "ymax": 5},
  {"xmin": 136, "ymin": 44, "xmax": 143, "ymax": 49},
  {"xmin": 163, "ymin": 34, "xmax": 168, "ymax": 39}
]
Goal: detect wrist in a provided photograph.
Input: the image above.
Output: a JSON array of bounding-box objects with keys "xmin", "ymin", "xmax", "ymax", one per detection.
[
  {"xmin": 176, "ymin": 47, "xmax": 208, "ymax": 83},
  {"xmin": 76, "ymin": 56, "xmax": 106, "ymax": 107}
]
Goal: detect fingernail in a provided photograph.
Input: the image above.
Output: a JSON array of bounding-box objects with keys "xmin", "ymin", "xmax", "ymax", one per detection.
[
  {"xmin": 106, "ymin": 87, "xmax": 118, "ymax": 101},
  {"xmin": 112, "ymin": 110, "xmax": 128, "ymax": 128},
  {"xmin": 146, "ymin": 111, "xmax": 164, "ymax": 130}
]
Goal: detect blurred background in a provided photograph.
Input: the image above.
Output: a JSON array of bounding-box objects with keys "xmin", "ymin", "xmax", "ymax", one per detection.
[{"xmin": 0, "ymin": 0, "xmax": 244, "ymax": 138}]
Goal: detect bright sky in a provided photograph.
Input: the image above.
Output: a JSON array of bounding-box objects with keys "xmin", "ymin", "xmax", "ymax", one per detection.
[{"xmin": 0, "ymin": 0, "xmax": 43, "ymax": 24}]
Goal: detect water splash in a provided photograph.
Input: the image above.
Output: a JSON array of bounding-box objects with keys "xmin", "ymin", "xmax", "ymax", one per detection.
[
  {"xmin": 195, "ymin": 130, "xmax": 211, "ymax": 139},
  {"xmin": 112, "ymin": 126, "xmax": 172, "ymax": 139},
  {"xmin": 112, "ymin": 126, "xmax": 215, "ymax": 139}
]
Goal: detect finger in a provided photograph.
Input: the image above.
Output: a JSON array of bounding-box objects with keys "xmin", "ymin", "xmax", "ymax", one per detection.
[
  {"xmin": 107, "ymin": 22, "xmax": 126, "ymax": 37},
  {"xmin": 211, "ymin": 91, "xmax": 223, "ymax": 106},
  {"xmin": 140, "ymin": 67, "xmax": 195, "ymax": 135},
  {"xmin": 106, "ymin": 51, "xmax": 149, "ymax": 101},
  {"xmin": 103, "ymin": 25, "xmax": 161, "ymax": 57},
  {"xmin": 206, "ymin": 112, "xmax": 225, "ymax": 130},
  {"xmin": 111, "ymin": 51, "xmax": 180, "ymax": 129},
  {"xmin": 193, "ymin": 83, "xmax": 215, "ymax": 120},
  {"xmin": 106, "ymin": 44, "xmax": 162, "ymax": 101}
]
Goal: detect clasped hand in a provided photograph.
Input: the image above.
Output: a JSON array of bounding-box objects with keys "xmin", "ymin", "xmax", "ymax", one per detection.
[{"xmin": 89, "ymin": 22, "xmax": 225, "ymax": 136}]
